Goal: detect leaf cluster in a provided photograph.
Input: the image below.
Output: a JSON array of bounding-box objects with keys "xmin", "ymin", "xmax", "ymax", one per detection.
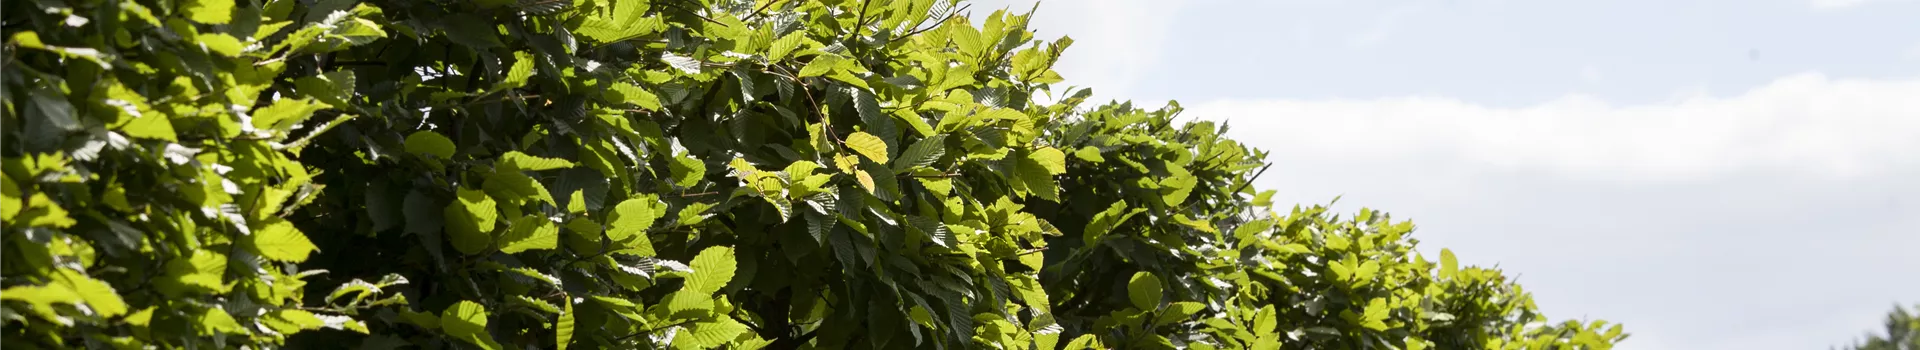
[{"xmin": 1, "ymin": 0, "xmax": 1626, "ymax": 349}]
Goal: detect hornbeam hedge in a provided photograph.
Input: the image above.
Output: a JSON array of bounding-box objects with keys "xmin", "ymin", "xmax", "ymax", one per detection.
[{"xmin": 0, "ymin": 0, "xmax": 1627, "ymax": 348}]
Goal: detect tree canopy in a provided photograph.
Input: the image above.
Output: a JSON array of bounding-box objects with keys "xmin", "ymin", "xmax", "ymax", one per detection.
[
  {"xmin": 1841, "ymin": 304, "xmax": 1920, "ymax": 350},
  {"xmin": 0, "ymin": 0, "xmax": 1626, "ymax": 349}
]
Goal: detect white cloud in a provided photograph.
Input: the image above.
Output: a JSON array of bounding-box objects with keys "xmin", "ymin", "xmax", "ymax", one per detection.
[
  {"xmin": 1183, "ymin": 73, "xmax": 1920, "ymax": 183},
  {"xmin": 1181, "ymin": 73, "xmax": 1920, "ymax": 350}
]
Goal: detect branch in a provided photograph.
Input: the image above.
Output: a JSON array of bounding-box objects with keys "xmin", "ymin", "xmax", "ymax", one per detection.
[
  {"xmin": 744, "ymin": 0, "xmax": 783, "ymax": 21},
  {"xmin": 899, "ymin": 4, "xmax": 970, "ymax": 38}
]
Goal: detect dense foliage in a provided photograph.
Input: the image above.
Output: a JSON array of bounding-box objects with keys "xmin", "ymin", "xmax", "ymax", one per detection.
[
  {"xmin": 1, "ymin": 0, "xmax": 1627, "ymax": 348},
  {"xmin": 1841, "ymin": 304, "xmax": 1920, "ymax": 350}
]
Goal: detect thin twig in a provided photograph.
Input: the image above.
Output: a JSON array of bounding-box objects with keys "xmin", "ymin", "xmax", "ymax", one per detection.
[
  {"xmin": 744, "ymin": 0, "xmax": 783, "ymax": 21},
  {"xmin": 847, "ymin": 0, "xmax": 874, "ymax": 42},
  {"xmin": 899, "ymin": 4, "xmax": 970, "ymax": 39}
]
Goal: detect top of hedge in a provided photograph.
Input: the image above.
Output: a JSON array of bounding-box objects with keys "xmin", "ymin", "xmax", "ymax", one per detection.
[{"xmin": 0, "ymin": 0, "xmax": 1624, "ymax": 349}]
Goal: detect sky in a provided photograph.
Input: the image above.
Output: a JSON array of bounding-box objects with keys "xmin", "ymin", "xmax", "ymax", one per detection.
[{"xmin": 965, "ymin": 0, "xmax": 1920, "ymax": 349}]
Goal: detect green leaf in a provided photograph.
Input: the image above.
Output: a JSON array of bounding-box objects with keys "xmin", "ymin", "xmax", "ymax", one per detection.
[
  {"xmin": 1155, "ymin": 302, "xmax": 1205, "ymax": 325},
  {"xmin": 443, "ymin": 301, "xmax": 501, "ymax": 350},
  {"xmin": 557, "ymin": 296, "xmax": 575, "ymax": 350},
  {"xmin": 500, "ymin": 51, "xmax": 536, "ymax": 89},
  {"xmin": 845, "ymin": 131, "xmax": 890, "ymax": 163},
  {"xmin": 670, "ymin": 151, "xmax": 706, "ymax": 187},
  {"xmin": 768, "ymin": 32, "xmax": 805, "ymax": 61},
  {"xmin": 513, "ymin": 296, "xmax": 561, "ymax": 314},
  {"xmin": 252, "ymin": 98, "xmax": 326, "ymax": 133},
  {"xmin": 1010, "ymin": 275, "xmax": 1050, "ymax": 314},
  {"xmin": 1128, "ymin": 271, "xmax": 1162, "ymax": 311},
  {"xmin": 1064, "ymin": 334, "xmax": 1101, "ymax": 349},
  {"xmin": 686, "ymin": 246, "xmax": 737, "ymax": 295},
  {"xmin": 196, "ymin": 33, "xmax": 246, "ymax": 56},
  {"xmin": 799, "ymin": 55, "xmax": 840, "ymax": 77},
  {"xmin": 672, "ymin": 317, "xmax": 749, "ymax": 350},
  {"xmin": 445, "ymin": 188, "xmax": 500, "ymax": 255},
  {"xmin": 250, "ymin": 218, "xmax": 319, "ymax": 262},
  {"xmin": 1356, "ymin": 260, "xmax": 1381, "ymax": 283},
  {"xmin": 1031, "ymin": 147, "xmax": 1066, "ymax": 174},
  {"xmin": 1440, "ymin": 248, "xmax": 1458, "ymax": 279},
  {"xmin": 1361, "ymin": 297, "xmax": 1390, "ymax": 330},
  {"xmin": 53, "ymin": 270, "xmax": 128, "ymax": 318},
  {"xmin": 890, "ymin": 134, "xmax": 947, "ymax": 172},
  {"xmin": 183, "ymin": 0, "xmax": 235, "ymax": 24},
  {"xmin": 1016, "ymin": 151, "xmax": 1060, "ymax": 201},
  {"xmin": 607, "ymin": 83, "xmax": 663, "ymax": 110},
  {"xmin": 854, "ymin": 90, "xmax": 899, "ymax": 154},
  {"xmin": 202, "ymin": 307, "xmax": 247, "ymax": 334},
  {"xmin": 406, "ymin": 131, "xmax": 457, "ymax": 159},
  {"xmin": 1083, "ymin": 200, "xmax": 1140, "ymax": 246},
  {"xmin": 295, "ymin": 70, "xmax": 357, "ymax": 108},
  {"xmin": 662, "ymin": 53, "xmax": 702, "ymax": 74},
  {"xmin": 1254, "ymin": 304, "xmax": 1278, "ymax": 334},
  {"xmin": 606, "ymin": 196, "xmax": 663, "ymax": 255},
  {"xmin": 263, "ymin": 309, "xmax": 326, "ymax": 334},
  {"xmin": 499, "ymin": 151, "xmax": 575, "ymax": 171},
  {"xmin": 442, "ymin": 14, "xmax": 504, "ymax": 48},
  {"xmin": 1073, "ymin": 146, "xmax": 1104, "ymax": 162},
  {"xmin": 498, "ymin": 215, "xmax": 559, "ymax": 253},
  {"xmin": 1158, "ymin": 172, "xmax": 1197, "ymax": 206}
]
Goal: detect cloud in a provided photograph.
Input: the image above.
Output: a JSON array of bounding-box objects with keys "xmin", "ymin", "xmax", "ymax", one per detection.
[
  {"xmin": 1183, "ymin": 73, "xmax": 1920, "ymax": 183},
  {"xmin": 1180, "ymin": 73, "xmax": 1920, "ymax": 350}
]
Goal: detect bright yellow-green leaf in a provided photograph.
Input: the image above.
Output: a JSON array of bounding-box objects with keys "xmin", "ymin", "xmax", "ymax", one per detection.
[
  {"xmin": 498, "ymin": 151, "xmax": 574, "ymax": 171},
  {"xmin": 1073, "ymin": 146, "xmax": 1104, "ymax": 162},
  {"xmin": 201, "ymin": 307, "xmax": 247, "ymax": 335},
  {"xmin": 845, "ymin": 131, "xmax": 889, "ymax": 163},
  {"xmin": 0, "ymin": 180, "xmax": 19, "ymax": 221},
  {"xmin": 1128, "ymin": 271, "xmax": 1161, "ymax": 310},
  {"xmin": 768, "ymin": 32, "xmax": 805, "ymax": 61},
  {"xmin": 263, "ymin": 309, "xmax": 325, "ymax": 334},
  {"xmin": 686, "ymin": 246, "xmax": 737, "ymax": 295},
  {"xmin": 252, "ymin": 97, "xmax": 326, "ymax": 133},
  {"xmin": 497, "ymin": 215, "xmax": 559, "ymax": 253},
  {"xmin": 1031, "ymin": 147, "xmax": 1066, "ymax": 175},
  {"xmin": 1, "ymin": 284, "xmax": 80, "ymax": 323},
  {"xmin": 443, "ymin": 301, "xmax": 501, "ymax": 350},
  {"xmin": 606, "ymin": 196, "xmax": 663, "ymax": 255},
  {"xmin": 446, "ymin": 188, "xmax": 499, "ymax": 255},
  {"xmin": 1064, "ymin": 334, "xmax": 1102, "ymax": 349},
  {"xmin": 671, "ymin": 317, "xmax": 749, "ymax": 350},
  {"xmin": 501, "ymin": 51, "xmax": 536, "ymax": 89},
  {"xmin": 250, "ymin": 218, "xmax": 319, "ymax": 262},
  {"xmin": 183, "ymin": 0, "xmax": 235, "ymax": 24},
  {"xmin": 196, "ymin": 33, "xmax": 245, "ymax": 56},
  {"xmin": 799, "ymin": 55, "xmax": 840, "ymax": 77},
  {"xmin": 607, "ymin": 83, "xmax": 662, "ymax": 110},
  {"xmin": 557, "ymin": 296, "xmax": 575, "ymax": 350}
]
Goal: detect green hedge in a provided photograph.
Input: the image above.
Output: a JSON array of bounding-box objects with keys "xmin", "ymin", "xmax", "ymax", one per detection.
[{"xmin": 0, "ymin": 0, "xmax": 1625, "ymax": 348}]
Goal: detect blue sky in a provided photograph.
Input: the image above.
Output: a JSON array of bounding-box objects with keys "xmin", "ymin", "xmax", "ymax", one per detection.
[{"xmin": 971, "ymin": 0, "xmax": 1920, "ymax": 349}]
